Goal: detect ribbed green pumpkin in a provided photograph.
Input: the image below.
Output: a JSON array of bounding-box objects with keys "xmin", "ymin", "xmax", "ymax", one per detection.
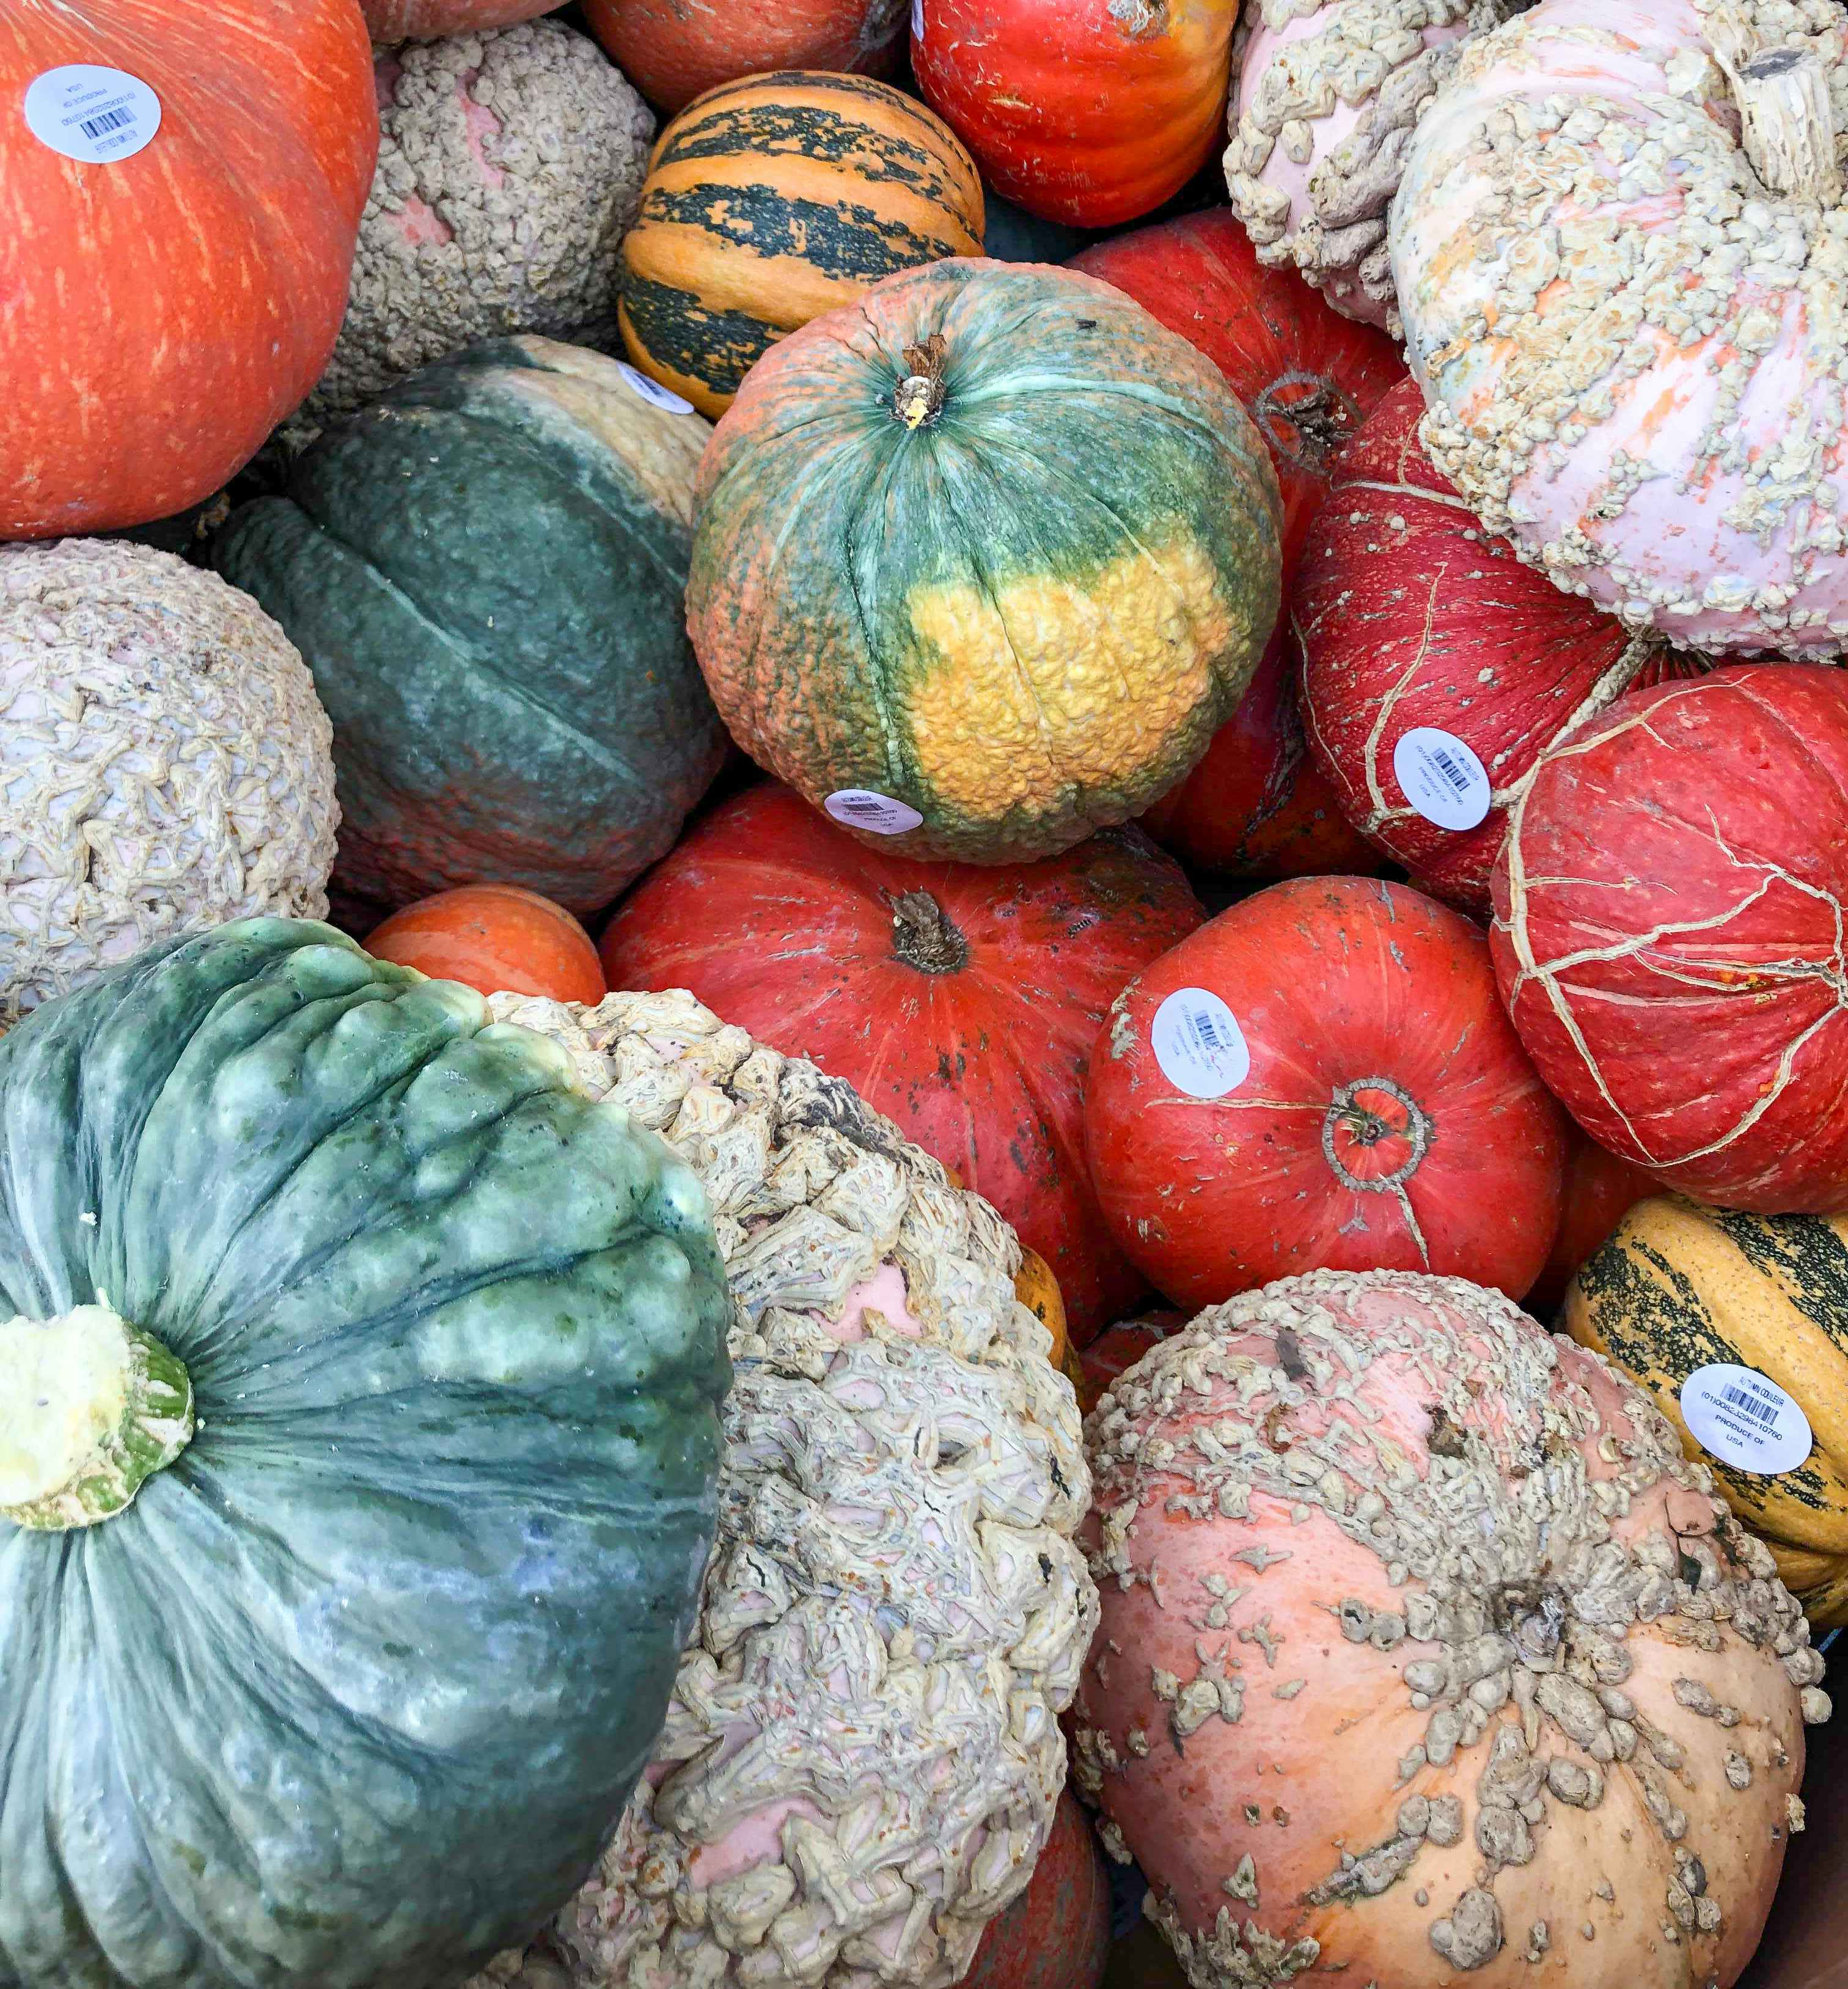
[
  {"xmin": 0, "ymin": 918, "xmax": 730, "ymax": 1989},
  {"xmin": 213, "ymin": 336, "xmax": 725, "ymax": 915}
]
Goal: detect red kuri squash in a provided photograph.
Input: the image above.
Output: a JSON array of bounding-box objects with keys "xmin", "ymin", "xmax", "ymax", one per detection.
[
  {"xmin": 960, "ymin": 1790, "xmax": 1112, "ymax": 1989},
  {"xmin": 1297, "ymin": 378, "xmax": 1700, "ymax": 914},
  {"xmin": 1523, "ymin": 1131, "xmax": 1655, "ymax": 1320},
  {"xmin": 1085, "ymin": 875, "xmax": 1569, "ymax": 1309},
  {"xmin": 1493, "ymin": 664, "xmax": 1848, "ymax": 1213},
  {"xmin": 360, "ymin": 0, "xmax": 565, "ymax": 34},
  {"xmin": 1, "ymin": 2, "xmax": 376, "ymax": 538},
  {"xmin": 583, "ymin": 0, "xmax": 908, "ymax": 113},
  {"xmin": 365, "ymin": 884, "xmax": 606, "ymax": 1003},
  {"xmin": 912, "ymin": 0, "xmax": 1238, "ymax": 227},
  {"xmin": 598, "ymin": 781, "xmax": 1203, "ymax": 1340}
]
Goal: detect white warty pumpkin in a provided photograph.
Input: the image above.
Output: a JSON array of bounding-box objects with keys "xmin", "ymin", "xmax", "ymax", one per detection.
[
  {"xmin": 472, "ymin": 988, "xmax": 1099, "ymax": 1989},
  {"xmin": 0, "ymin": 542, "xmax": 338, "ymax": 1025}
]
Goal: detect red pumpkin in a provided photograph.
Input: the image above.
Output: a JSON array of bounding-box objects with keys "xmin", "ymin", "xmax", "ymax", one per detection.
[
  {"xmin": 599, "ymin": 782, "xmax": 1202, "ymax": 1340},
  {"xmin": 1298, "ymin": 379, "xmax": 1700, "ymax": 914},
  {"xmin": 1074, "ymin": 212, "xmax": 1401, "ymax": 878},
  {"xmin": 1522, "ymin": 1132, "xmax": 1655, "ymax": 1321},
  {"xmin": 360, "ymin": 0, "xmax": 565, "ymax": 35},
  {"xmin": 366, "ymin": 884, "xmax": 606, "ymax": 1003},
  {"xmin": 1085, "ymin": 875, "xmax": 1569, "ymax": 1309},
  {"xmin": 584, "ymin": 0, "xmax": 907, "ymax": 112},
  {"xmin": 960, "ymin": 1790, "xmax": 1112, "ymax": 1989},
  {"xmin": 1077, "ymin": 1307, "xmax": 1184, "ymax": 1417},
  {"xmin": 1494, "ymin": 664, "xmax": 1848, "ymax": 1213},
  {"xmin": 1, "ymin": 2, "xmax": 376, "ymax": 539},
  {"xmin": 912, "ymin": 0, "xmax": 1238, "ymax": 228}
]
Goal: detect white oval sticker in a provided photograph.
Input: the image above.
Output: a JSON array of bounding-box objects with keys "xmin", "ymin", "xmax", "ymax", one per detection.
[
  {"xmin": 24, "ymin": 66, "xmax": 162, "ymax": 165},
  {"xmin": 1680, "ymin": 1362, "xmax": 1813, "ymax": 1476},
  {"xmin": 615, "ymin": 360, "xmax": 695, "ymax": 414},
  {"xmin": 825, "ymin": 788, "xmax": 925, "ymax": 835},
  {"xmin": 913, "ymin": 0, "xmax": 926, "ymax": 40},
  {"xmin": 1393, "ymin": 727, "xmax": 1492, "ymax": 832},
  {"xmin": 1151, "ymin": 988, "xmax": 1250, "ymax": 1100}
]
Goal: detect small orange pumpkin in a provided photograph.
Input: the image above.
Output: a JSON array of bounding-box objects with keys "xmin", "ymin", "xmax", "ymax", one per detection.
[{"xmin": 365, "ymin": 884, "xmax": 606, "ymax": 1002}]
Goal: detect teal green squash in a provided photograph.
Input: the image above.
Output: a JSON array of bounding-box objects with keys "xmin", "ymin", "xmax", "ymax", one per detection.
[
  {"xmin": 213, "ymin": 336, "xmax": 726, "ymax": 916},
  {"xmin": 0, "ymin": 917, "xmax": 730, "ymax": 1989}
]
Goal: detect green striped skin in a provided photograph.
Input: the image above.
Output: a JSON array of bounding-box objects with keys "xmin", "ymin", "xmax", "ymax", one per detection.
[
  {"xmin": 689, "ymin": 259, "xmax": 1284, "ymax": 864},
  {"xmin": 618, "ymin": 72, "xmax": 985, "ymax": 418},
  {"xmin": 0, "ymin": 919, "xmax": 730, "ymax": 1989},
  {"xmin": 214, "ymin": 337, "xmax": 725, "ymax": 915}
]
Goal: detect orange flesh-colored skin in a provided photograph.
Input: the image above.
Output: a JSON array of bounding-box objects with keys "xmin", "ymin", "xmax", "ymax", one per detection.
[
  {"xmin": 584, "ymin": 0, "xmax": 908, "ymax": 112},
  {"xmin": 913, "ymin": 0, "xmax": 1237, "ymax": 227},
  {"xmin": 1080, "ymin": 1310, "xmax": 1803, "ymax": 1989},
  {"xmin": 361, "ymin": 0, "xmax": 565, "ymax": 34},
  {"xmin": 1, "ymin": 1, "xmax": 376, "ymax": 538},
  {"xmin": 367, "ymin": 884, "xmax": 607, "ymax": 1004}
]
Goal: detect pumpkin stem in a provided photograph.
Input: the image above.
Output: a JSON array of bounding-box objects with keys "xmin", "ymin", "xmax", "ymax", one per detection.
[
  {"xmin": 1707, "ymin": 11, "xmax": 1841, "ymax": 202},
  {"xmin": 888, "ymin": 889, "xmax": 970, "ymax": 974},
  {"xmin": 0, "ymin": 1301, "xmax": 194, "ymax": 1532},
  {"xmin": 1253, "ymin": 372, "xmax": 1363, "ymax": 469},
  {"xmin": 1320, "ymin": 1076, "xmax": 1432, "ymax": 1193},
  {"xmin": 893, "ymin": 334, "xmax": 949, "ymax": 430}
]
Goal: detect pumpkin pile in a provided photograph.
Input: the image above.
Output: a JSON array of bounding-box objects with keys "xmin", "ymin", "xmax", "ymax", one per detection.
[{"xmin": 4, "ymin": 2, "xmax": 1848, "ymax": 1988}]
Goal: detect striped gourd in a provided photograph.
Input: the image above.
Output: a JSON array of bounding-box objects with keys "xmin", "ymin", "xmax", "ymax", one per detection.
[
  {"xmin": 1565, "ymin": 1195, "xmax": 1848, "ymax": 1626},
  {"xmin": 618, "ymin": 70, "xmax": 984, "ymax": 417}
]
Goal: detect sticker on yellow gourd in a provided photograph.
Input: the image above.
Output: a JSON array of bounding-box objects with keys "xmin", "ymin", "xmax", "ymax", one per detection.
[{"xmin": 900, "ymin": 534, "xmax": 1234, "ymax": 820}]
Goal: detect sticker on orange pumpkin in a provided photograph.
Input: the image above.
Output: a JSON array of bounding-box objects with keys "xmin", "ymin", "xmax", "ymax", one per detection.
[
  {"xmin": 1393, "ymin": 727, "xmax": 1491, "ymax": 832},
  {"xmin": 25, "ymin": 67, "xmax": 161, "ymax": 165},
  {"xmin": 824, "ymin": 789, "xmax": 925, "ymax": 834},
  {"xmin": 1151, "ymin": 988, "xmax": 1249, "ymax": 1099},
  {"xmin": 1680, "ymin": 1363, "xmax": 1812, "ymax": 1476},
  {"xmin": 615, "ymin": 361, "xmax": 695, "ymax": 416}
]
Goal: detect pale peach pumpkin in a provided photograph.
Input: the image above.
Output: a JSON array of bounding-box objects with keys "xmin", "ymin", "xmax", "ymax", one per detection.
[{"xmin": 1076, "ymin": 1269, "xmax": 1829, "ymax": 1989}]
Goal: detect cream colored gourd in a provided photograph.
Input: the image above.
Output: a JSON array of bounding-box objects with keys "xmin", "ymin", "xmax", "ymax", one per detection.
[
  {"xmin": 1392, "ymin": 0, "xmax": 1848, "ymax": 655},
  {"xmin": 469, "ymin": 988, "xmax": 1098, "ymax": 1989}
]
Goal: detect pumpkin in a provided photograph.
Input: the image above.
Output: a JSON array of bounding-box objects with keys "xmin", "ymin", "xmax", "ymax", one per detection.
[
  {"xmin": 1077, "ymin": 1306, "xmax": 1184, "ymax": 1417},
  {"xmin": 213, "ymin": 336, "xmax": 725, "ymax": 915},
  {"xmin": 1076, "ymin": 1268, "xmax": 1830, "ymax": 1989},
  {"xmin": 1084, "ymin": 875, "xmax": 1569, "ymax": 1310},
  {"xmin": 598, "ymin": 782, "xmax": 1200, "ymax": 1340},
  {"xmin": 912, "ymin": 0, "xmax": 1239, "ymax": 227},
  {"xmin": 1492, "ymin": 665, "xmax": 1848, "ymax": 1214},
  {"xmin": 366, "ymin": 883, "xmax": 605, "ymax": 1002},
  {"xmin": 362, "ymin": 0, "xmax": 566, "ymax": 34},
  {"xmin": 0, "ymin": 1, "xmax": 376, "ymax": 538},
  {"xmin": 0, "ymin": 918, "xmax": 731, "ymax": 1988},
  {"xmin": 960, "ymin": 1790, "xmax": 1113, "ymax": 1989},
  {"xmin": 1224, "ymin": 0, "xmax": 1524, "ymax": 333},
  {"xmin": 1, "ymin": 541, "xmax": 339, "ymax": 1026},
  {"xmin": 617, "ymin": 72, "xmax": 983, "ymax": 419},
  {"xmin": 307, "ymin": 23, "xmax": 653, "ymax": 421},
  {"xmin": 1393, "ymin": 0, "xmax": 1848, "ymax": 655},
  {"xmin": 1566, "ymin": 1196, "xmax": 1848, "ymax": 1630},
  {"xmin": 1524, "ymin": 1132, "xmax": 1656, "ymax": 1320},
  {"xmin": 582, "ymin": 0, "xmax": 909, "ymax": 114},
  {"xmin": 1297, "ymin": 377, "xmax": 1701, "ymax": 914},
  {"xmin": 689, "ymin": 259, "xmax": 1283, "ymax": 864},
  {"xmin": 472, "ymin": 985, "xmax": 1099, "ymax": 1989},
  {"xmin": 1015, "ymin": 1246, "xmax": 1090, "ymax": 1397}
]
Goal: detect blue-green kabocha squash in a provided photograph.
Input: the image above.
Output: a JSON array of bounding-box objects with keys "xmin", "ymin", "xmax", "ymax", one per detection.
[
  {"xmin": 0, "ymin": 919, "xmax": 731, "ymax": 1989},
  {"xmin": 213, "ymin": 336, "xmax": 727, "ymax": 916}
]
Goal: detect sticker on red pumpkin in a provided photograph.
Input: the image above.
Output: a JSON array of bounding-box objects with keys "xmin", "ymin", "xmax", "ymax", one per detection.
[
  {"xmin": 1393, "ymin": 727, "xmax": 1491, "ymax": 833},
  {"xmin": 615, "ymin": 361, "xmax": 695, "ymax": 415},
  {"xmin": 1680, "ymin": 1363, "xmax": 1812, "ymax": 1476},
  {"xmin": 1151, "ymin": 988, "xmax": 1249, "ymax": 1100},
  {"xmin": 825, "ymin": 789, "xmax": 925, "ymax": 834},
  {"xmin": 912, "ymin": 0, "xmax": 926, "ymax": 40},
  {"xmin": 24, "ymin": 67, "xmax": 162, "ymax": 165}
]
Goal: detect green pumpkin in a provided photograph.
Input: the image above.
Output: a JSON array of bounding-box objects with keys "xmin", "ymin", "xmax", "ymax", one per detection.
[
  {"xmin": 0, "ymin": 919, "xmax": 730, "ymax": 1989},
  {"xmin": 688, "ymin": 259, "xmax": 1283, "ymax": 864},
  {"xmin": 213, "ymin": 337, "xmax": 727, "ymax": 916}
]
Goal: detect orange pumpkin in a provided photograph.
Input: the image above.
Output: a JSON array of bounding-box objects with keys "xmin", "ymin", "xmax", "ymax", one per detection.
[
  {"xmin": 365, "ymin": 884, "xmax": 606, "ymax": 1003},
  {"xmin": 361, "ymin": 0, "xmax": 565, "ymax": 34},
  {"xmin": 0, "ymin": 2, "xmax": 376, "ymax": 539}
]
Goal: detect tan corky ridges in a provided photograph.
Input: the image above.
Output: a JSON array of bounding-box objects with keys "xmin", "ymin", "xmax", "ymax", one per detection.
[
  {"xmin": 0, "ymin": 542, "xmax": 337, "ymax": 1026},
  {"xmin": 1392, "ymin": 0, "xmax": 1848, "ymax": 655},
  {"xmin": 308, "ymin": 20, "xmax": 653, "ymax": 421},
  {"xmin": 471, "ymin": 988, "xmax": 1098, "ymax": 1989}
]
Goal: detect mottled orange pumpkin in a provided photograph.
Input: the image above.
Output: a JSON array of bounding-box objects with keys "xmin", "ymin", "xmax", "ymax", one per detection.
[{"xmin": 366, "ymin": 884, "xmax": 606, "ymax": 1002}]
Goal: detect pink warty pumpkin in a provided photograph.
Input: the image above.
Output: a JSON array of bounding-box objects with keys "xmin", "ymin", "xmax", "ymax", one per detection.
[
  {"xmin": 1076, "ymin": 1268, "xmax": 1830, "ymax": 1989},
  {"xmin": 1392, "ymin": 0, "xmax": 1848, "ymax": 655}
]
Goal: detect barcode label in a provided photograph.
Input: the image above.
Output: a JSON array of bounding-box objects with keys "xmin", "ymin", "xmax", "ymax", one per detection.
[
  {"xmin": 615, "ymin": 359, "xmax": 695, "ymax": 415},
  {"xmin": 1392, "ymin": 726, "xmax": 1491, "ymax": 833},
  {"xmin": 1151, "ymin": 988, "xmax": 1250, "ymax": 1100},
  {"xmin": 24, "ymin": 66, "xmax": 162, "ymax": 165},
  {"xmin": 1681, "ymin": 1362, "xmax": 1811, "ymax": 1476},
  {"xmin": 824, "ymin": 788, "xmax": 924, "ymax": 835}
]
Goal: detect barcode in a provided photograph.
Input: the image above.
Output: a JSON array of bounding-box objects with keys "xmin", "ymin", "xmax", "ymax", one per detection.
[
  {"xmin": 835, "ymin": 800, "xmax": 888, "ymax": 818},
  {"xmin": 1194, "ymin": 1011, "xmax": 1228, "ymax": 1053},
  {"xmin": 1720, "ymin": 1384, "xmax": 1780, "ymax": 1426},
  {"xmin": 1430, "ymin": 748, "xmax": 1473, "ymax": 795},
  {"xmin": 79, "ymin": 106, "xmax": 135, "ymax": 140}
]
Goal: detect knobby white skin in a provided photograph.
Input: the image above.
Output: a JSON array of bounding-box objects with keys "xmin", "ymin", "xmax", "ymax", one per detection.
[{"xmin": 1392, "ymin": 0, "xmax": 1848, "ymax": 656}]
